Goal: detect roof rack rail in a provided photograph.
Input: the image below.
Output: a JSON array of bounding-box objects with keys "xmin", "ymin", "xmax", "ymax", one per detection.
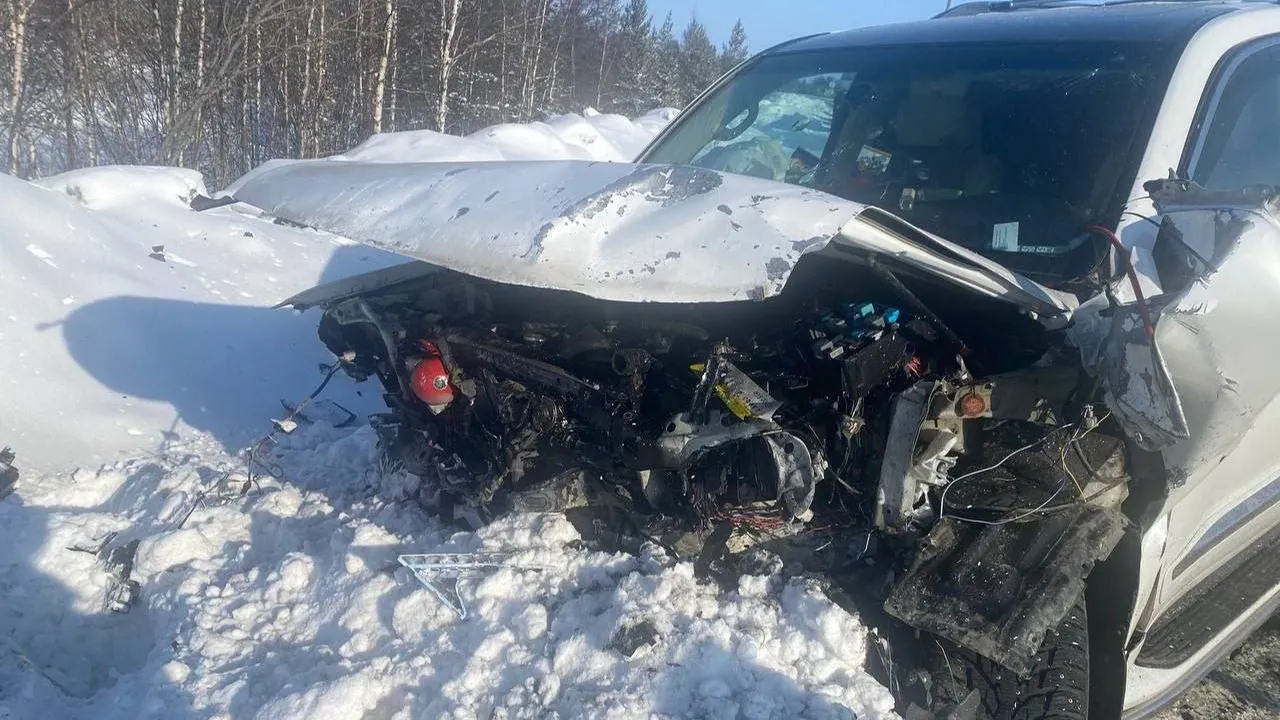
[
  {"xmin": 935, "ymin": 0, "xmax": 1278, "ymax": 20},
  {"xmin": 935, "ymin": 1, "xmax": 1083, "ymax": 18}
]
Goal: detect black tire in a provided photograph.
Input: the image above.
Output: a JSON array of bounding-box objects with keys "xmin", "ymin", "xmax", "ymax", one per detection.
[{"xmin": 932, "ymin": 593, "xmax": 1090, "ymax": 720}]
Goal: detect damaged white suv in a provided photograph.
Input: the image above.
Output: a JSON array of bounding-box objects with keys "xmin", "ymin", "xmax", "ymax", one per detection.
[{"xmin": 227, "ymin": 1, "xmax": 1280, "ymax": 718}]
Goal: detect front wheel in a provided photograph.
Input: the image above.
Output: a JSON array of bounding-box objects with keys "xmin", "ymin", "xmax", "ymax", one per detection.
[{"xmin": 931, "ymin": 593, "xmax": 1090, "ymax": 720}]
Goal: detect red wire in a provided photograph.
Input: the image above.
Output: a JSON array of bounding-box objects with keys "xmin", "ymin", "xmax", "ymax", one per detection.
[{"xmin": 1086, "ymin": 224, "xmax": 1156, "ymax": 338}]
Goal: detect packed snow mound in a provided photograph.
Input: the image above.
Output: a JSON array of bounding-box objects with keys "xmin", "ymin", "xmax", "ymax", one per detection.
[
  {"xmin": 38, "ymin": 165, "xmax": 208, "ymax": 210},
  {"xmin": 341, "ymin": 108, "xmax": 679, "ymax": 164},
  {"xmin": 0, "ymin": 169, "xmax": 403, "ymax": 472},
  {"xmin": 227, "ymin": 109, "xmax": 678, "ymax": 194},
  {"xmin": 0, "ymin": 425, "xmax": 898, "ymax": 719}
]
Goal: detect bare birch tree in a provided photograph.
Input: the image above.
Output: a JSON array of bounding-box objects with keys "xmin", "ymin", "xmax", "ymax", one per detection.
[
  {"xmin": 0, "ymin": 0, "xmax": 747, "ymax": 183},
  {"xmin": 373, "ymin": 0, "xmax": 395, "ymax": 134},
  {"xmin": 6, "ymin": 0, "xmax": 34, "ymax": 174}
]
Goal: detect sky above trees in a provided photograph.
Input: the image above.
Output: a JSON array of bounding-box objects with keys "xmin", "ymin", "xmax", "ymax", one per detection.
[{"xmin": 647, "ymin": 0, "xmax": 946, "ymax": 50}]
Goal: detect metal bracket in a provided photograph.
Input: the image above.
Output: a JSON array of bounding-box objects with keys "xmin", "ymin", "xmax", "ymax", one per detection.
[{"xmin": 398, "ymin": 552, "xmax": 550, "ymax": 619}]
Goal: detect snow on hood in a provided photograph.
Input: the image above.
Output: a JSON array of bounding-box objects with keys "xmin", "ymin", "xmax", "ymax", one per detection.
[
  {"xmin": 232, "ymin": 160, "xmax": 861, "ymax": 304},
  {"xmin": 231, "ymin": 159, "xmax": 1076, "ymax": 318}
]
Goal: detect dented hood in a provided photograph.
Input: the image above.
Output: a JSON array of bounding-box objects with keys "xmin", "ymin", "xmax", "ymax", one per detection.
[{"xmin": 229, "ymin": 160, "xmax": 1074, "ymax": 320}]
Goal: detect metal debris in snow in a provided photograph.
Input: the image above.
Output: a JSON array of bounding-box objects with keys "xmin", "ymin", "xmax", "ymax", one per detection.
[
  {"xmin": 398, "ymin": 552, "xmax": 549, "ymax": 619},
  {"xmin": 101, "ymin": 538, "xmax": 142, "ymax": 613},
  {"xmin": 0, "ymin": 447, "xmax": 16, "ymax": 500},
  {"xmin": 70, "ymin": 531, "xmax": 143, "ymax": 613},
  {"xmin": 607, "ymin": 619, "xmax": 661, "ymax": 659}
]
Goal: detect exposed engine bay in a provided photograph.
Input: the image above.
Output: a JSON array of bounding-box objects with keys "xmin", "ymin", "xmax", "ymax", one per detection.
[{"xmin": 315, "ymin": 253, "xmax": 1130, "ymax": 680}]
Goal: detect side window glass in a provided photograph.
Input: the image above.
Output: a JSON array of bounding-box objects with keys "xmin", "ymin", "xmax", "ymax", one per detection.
[
  {"xmin": 691, "ymin": 73, "xmax": 849, "ymax": 183},
  {"xmin": 1193, "ymin": 45, "xmax": 1280, "ymax": 189}
]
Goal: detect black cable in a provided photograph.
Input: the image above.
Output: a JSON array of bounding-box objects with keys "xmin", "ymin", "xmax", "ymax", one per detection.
[
  {"xmin": 1121, "ymin": 210, "xmax": 1162, "ymax": 229},
  {"xmin": 244, "ymin": 362, "xmax": 347, "ymax": 493}
]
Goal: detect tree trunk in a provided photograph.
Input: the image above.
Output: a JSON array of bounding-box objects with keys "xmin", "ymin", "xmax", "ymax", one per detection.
[
  {"xmin": 313, "ymin": 0, "xmax": 327, "ymax": 155},
  {"xmin": 62, "ymin": 0, "xmax": 80, "ymax": 168},
  {"xmin": 193, "ymin": 0, "xmax": 207, "ymax": 166},
  {"xmin": 523, "ymin": 0, "xmax": 550, "ymax": 118},
  {"xmin": 281, "ymin": 22, "xmax": 291, "ymax": 156},
  {"xmin": 301, "ymin": 1, "xmax": 316, "ymax": 154},
  {"xmin": 386, "ymin": 22, "xmax": 397, "ymax": 132},
  {"xmin": 170, "ymin": 0, "xmax": 186, "ymax": 163},
  {"xmin": 499, "ymin": 0, "xmax": 508, "ymax": 115},
  {"xmin": 355, "ymin": 4, "xmax": 364, "ymax": 120},
  {"xmin": 76, "ymin": 0, "xmax": 98, "ymax": 165},
  {"xmin": 253, "ymin": 18, "xmax": 262, "ymax": 163},
  {"xmin": 6, "ymin": 0, "xmax": 32, "ymax": 175},
  {"xmin": 151, "ymin": 0, "xmax": 166, "ymax": 135},
  {"xmin": 241, "ymin": 9, "xmax": 251, "ymax": 168},
  {"xmin": 373, "ymin": 0, "xmax": 396, "ymax": 134},
  {"xmin": 435, "ymin": 0, "xmax": 462, "ymax": 132},
  {"xmin": 545, "ymin": 0, "xmax": 574, "ymax": 111},
  {"xmin": 596, "ymin": 28, "xmax": 608, "ymax": 109}
]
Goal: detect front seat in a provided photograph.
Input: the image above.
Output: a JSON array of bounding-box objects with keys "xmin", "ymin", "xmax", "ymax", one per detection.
[{"xmin": 890, "ymin": 87, "xmax": 1002, "ymax": 197}]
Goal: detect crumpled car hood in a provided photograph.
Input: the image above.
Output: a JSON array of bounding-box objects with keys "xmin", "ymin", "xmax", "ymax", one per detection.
[{"xmin": 229, "ymin": 160, "xmax": 1075, "ymax": 320}]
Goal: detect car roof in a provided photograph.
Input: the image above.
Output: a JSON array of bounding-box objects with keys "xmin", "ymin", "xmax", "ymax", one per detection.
[{"xmin": 772, "ymin": 2, "xmax": 1270, "ymax": 54}]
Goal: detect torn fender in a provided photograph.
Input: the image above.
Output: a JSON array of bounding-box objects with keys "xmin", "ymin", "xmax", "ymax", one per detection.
[
  {"xmin": 1074, "ymin": 179, "xmax": 1280, "ymax": 455},
  {"xmin": 1099, "ymin": 301, "xmax": 1190, "ymax": 452}
]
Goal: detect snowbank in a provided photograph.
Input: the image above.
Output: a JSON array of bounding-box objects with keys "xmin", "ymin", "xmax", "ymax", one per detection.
[
  {"xmin": 0, "ymin": 108, "xmax": 898, "ymax": 719},
  {"xmin": 0, "ymin": 168, "xmax": 402, "ymax": 473},
  {"xmin": 227, "ymin": 108, "xmax": 679, "ymax": 194},
  {"xmin": 340, "ymin": 108, "xmax": 679, "ymax": 164}
]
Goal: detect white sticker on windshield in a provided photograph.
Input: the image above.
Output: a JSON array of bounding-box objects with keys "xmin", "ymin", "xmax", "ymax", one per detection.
[{"xmin": 992, "ymin": 222, "xmax": 1020, "ymax": 252}]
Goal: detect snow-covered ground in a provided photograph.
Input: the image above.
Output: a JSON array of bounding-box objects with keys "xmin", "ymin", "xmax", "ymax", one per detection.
[
  {"xmin": 1, "ymin": 166, "xmax": 401, "ymax": 473},
  {"xmin": 0, "ymin": 109, "xmax": 898, "ymax": 719}
]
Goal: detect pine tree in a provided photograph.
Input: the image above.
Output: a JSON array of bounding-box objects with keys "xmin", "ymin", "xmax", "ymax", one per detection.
[
  {"xmin": 612, "ymin": 0, "xmax": 654, "ymax": 115},
  {"xmin": 652, "ymin": 12, "xmax": 682, "ymax": 108},
  {"xmin": 677, "ymin": 17, "xmax": 719, "ymax": 106},
  {"xmin": 720, "ymin": 20, "xmax": 749, "ymax": 73}
]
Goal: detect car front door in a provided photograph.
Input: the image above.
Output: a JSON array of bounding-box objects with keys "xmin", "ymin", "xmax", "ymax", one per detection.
[{"xmin": 1132, "ymin": 36, "xmax": 1280, "ymax": 672}]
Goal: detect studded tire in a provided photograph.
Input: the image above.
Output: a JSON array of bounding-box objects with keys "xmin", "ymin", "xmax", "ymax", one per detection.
[{"xmin": 932, "ymin": 593, "xmax": 1090, "ymax": 720}]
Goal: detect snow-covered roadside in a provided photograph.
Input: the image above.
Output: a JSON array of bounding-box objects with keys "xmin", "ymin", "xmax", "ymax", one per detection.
[
  {"xmin": 0, "ymin": 167, "xmax": 402, "ymax": 473},
  {"xmin": 0, "ymin": 108, "xmax": 899, "ymax": 719},
  {"xmin": 1, "ymin": 424, "xmax": 897, "ymax": 719}
]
